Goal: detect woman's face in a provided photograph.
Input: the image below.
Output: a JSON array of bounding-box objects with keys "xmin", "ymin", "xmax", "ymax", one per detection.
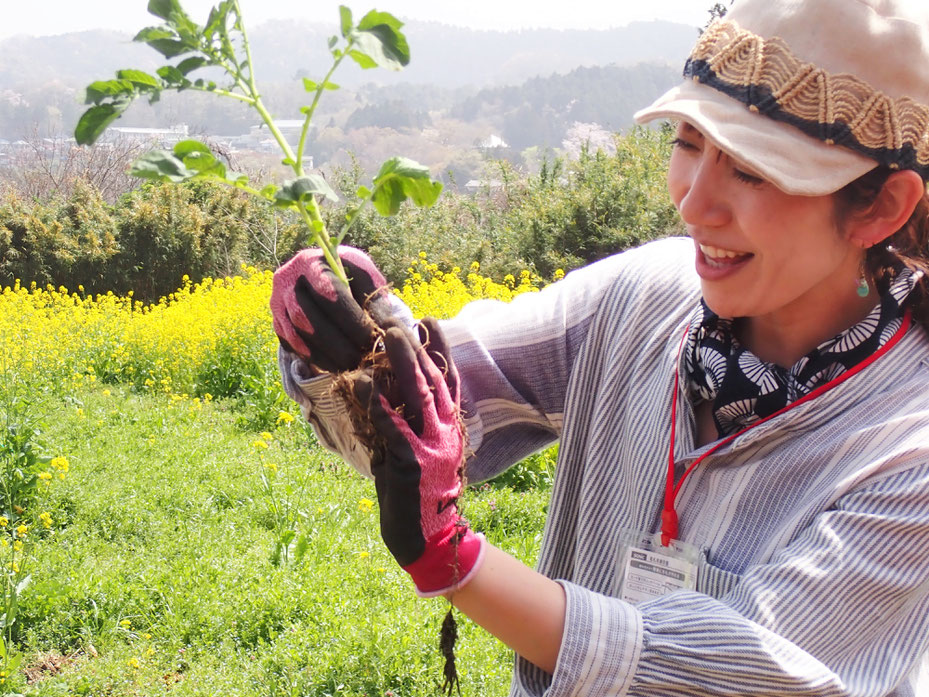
[{"xmin": 666, "ymin": 121, "xmax": 863, "ymax": 328}]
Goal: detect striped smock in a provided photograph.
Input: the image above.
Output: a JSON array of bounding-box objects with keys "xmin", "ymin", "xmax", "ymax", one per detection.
[{"xmin": 440, "ymin": 237, "xmax": 929, "ymax": 697}]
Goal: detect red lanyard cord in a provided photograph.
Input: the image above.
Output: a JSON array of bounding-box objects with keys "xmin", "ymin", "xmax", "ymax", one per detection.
[{"xmin": 660, "ymin": 310, "xmax": 913, "ymax": 547}]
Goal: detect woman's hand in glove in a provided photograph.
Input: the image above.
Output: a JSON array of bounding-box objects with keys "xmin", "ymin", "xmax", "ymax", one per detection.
[
  {"xmin": 353, "ymin": 317, "xmax": 485, "ymax": 597},
  {"xmin": 270, "ymin": 246, "xmax": 398, "ymax": 374}
]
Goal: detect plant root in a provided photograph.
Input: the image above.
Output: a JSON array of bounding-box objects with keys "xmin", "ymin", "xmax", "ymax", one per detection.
[{"xmin": 330, "ymin": 313, "xmax": 472, "ymax": 696}]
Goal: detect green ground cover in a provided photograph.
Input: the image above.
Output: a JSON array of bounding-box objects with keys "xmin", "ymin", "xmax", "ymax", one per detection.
[{"xmin": 14, "ymin": 386, "xmax": 551, "ymax": 696}]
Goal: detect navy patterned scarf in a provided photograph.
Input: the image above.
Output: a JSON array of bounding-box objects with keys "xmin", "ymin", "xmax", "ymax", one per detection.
[{"xmin": 684, "ymin": 269, "xmax": 919, "ymax": 437}]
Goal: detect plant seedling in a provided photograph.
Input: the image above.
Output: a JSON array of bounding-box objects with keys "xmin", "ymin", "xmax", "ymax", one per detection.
[{"xmin": 75, "ymin": 0, "xmax": 443, "ymax": 285}]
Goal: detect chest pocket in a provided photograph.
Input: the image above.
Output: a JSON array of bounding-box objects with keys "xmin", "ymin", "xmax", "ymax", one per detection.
[{"xmin": 697, "ymin": 552, "xmax": 742, "ymax": 599}]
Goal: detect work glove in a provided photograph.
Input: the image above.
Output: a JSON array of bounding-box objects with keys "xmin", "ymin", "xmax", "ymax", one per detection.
[
  {"xmin": 272, "ymin": 247, "xmax": 414, "ymax": 479},
  {"xmin": 353, "ymin": 317, "xmax": 485, "ymax": 597},
  {"xmin": 270, "ymin": 246, "xmax": 400, "ymax": 374}
]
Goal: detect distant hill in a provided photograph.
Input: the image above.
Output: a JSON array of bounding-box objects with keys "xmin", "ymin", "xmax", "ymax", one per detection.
[
  {"xmin": 0, "ymin": 20, "xmax": 690, "ymax": 166},
  {"xmin": 0, "ymin": 20, "xmax": 695, "ymax": 91}
]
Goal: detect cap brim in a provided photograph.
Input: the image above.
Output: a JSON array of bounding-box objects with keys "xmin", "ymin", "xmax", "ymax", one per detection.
[{"xmin": 634, "ymin": 79, "xmax": 878, "ymax": 196}]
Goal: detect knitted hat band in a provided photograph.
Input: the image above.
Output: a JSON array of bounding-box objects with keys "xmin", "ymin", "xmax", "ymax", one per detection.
[{"xmin": 685, "ymin": 20, "xmax": 929, "ymax": 179}]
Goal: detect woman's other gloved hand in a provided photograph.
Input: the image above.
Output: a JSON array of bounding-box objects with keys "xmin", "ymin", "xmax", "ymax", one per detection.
[{"xmin": 353, "ymin": 317, "xmax": 485, "ymax": 597}]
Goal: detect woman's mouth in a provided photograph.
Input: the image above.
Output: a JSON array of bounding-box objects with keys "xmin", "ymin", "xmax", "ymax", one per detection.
[{"xmin": 698, "ymin": 244, "xmax": 753, "ymax": 268}]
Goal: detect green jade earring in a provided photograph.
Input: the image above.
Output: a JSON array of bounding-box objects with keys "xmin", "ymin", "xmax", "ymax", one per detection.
[
  {"xmin": 857, "ymin": 274, "xmax": 870, "ymax": 297},
  {"xmin": 857, "ymin": 249, "xmax": 871, "ymax": 298}
]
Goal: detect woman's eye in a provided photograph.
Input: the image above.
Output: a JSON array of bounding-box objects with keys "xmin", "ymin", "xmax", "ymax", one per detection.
[
  {"xmin": 733, "ymin": 168, "xmax": 765, "ymax": 186},
  {"xmin": 671, "ymin": 137, "xmax": 698, "ymax": 151}
]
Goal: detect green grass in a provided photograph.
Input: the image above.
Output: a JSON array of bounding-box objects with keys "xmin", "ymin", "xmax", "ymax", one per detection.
[{"xmin": 12, "ymin": 386, "xmax": 549, "ymax": 696}]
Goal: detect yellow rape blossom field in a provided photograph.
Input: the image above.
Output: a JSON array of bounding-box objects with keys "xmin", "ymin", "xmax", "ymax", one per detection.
[
  {"xmin": 0, "ymin": 258, "xmax": 557, "ymax": 696},
  {"xmin": 1, "ymin": 259, "xmax": 551, "ymax": 400}
]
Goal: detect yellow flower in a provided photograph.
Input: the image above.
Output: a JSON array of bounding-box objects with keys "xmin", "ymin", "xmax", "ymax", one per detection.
[
  {"xmin": 276, "ymin": 411, "xmax": 295, "ymax": 425},
  {"xmin": 120, "ymin": 619, "xmax": 132, "ymax": 628},
  {"xmin": 0, "ymin": 516, "xmax": 8, "ymax": 528},
  {"xmin": 0, "ymin": 539, "xmax": 8, "ymax": 549},
  {"xmin": 263, "ymin": 462, "xmax": 278, "ymax": 472},
  {"xmin": 358, "ymin": 551, "xmax": 370, "ymax": 559},
  {"xmin": 38, "ymin": 471, "xmax": 52, "ymax": 482},
  {"xmin": 50, "ymin": 456, "xmax": 69, "ymax": 471},
  {"xmin": 39, "ymin": 512, "xmax": 52, "ymax": 528},
  {"xmin": 252, "ymin": 439, "xmax": 268, "ymax": 449},
  {"xmin": 260, "ymin": 431, "xmax": 273, "ymax": 441},
  {"xmin": 15, "ymin": 524, "xmax": 27, "ymax": 537},
  {"xmin": 128, "ymin": 656, "xmax": 140, "ymax": 669},
  {"xmin": 358, "ymin": 498, "xmax": 375, "ymax": 513},
  {"xmin": 12, "ymin": 540, "xmax": 22, "ymax": 552},
  {"xmin": 102, "ymin": 388, "xmax": 111, "ymax": 397}
]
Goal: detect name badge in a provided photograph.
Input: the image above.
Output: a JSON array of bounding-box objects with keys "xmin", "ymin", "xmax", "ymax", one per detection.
[{"xmin": 616, "ymin": 529, "xmax": 699, "ymax": 604}]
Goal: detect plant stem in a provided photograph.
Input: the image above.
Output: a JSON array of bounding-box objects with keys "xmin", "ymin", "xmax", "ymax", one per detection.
[
  {"xmin": 296, "ymin": 52, "xmax": 348, "ymax": 173},
  {"xmin": 229, "ymin": 0, "xmax": 347, "ymax": 283}
]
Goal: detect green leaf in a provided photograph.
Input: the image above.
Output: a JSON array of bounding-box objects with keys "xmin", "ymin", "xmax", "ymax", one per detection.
[
  {"xmin": 147, "ymin": 0, "xmax": 183, "ymax": 21},
  {"xmin": 355, "ymin": 185, "xmax": 372, "ymax": 199},
  {"xmin": 303, "ymin": 78, "xmax": 339, "ymax": 93},
  {"xmin": 339, "ymin": 6, "xmax": 353, "ymax": 38},
  {"xmin": 130, "ymin": 150, "xmax": 193, "ymax": 183},
  {"xmin": 205, "ymin": 1, "xmax": 234, "ymax": 39},
  {"xmin": 370, "ymin": 157, "xmax": 442, "ymax": 216},
  {"xmin": 294, "ymin": 534, "xmax": 309, "ymax": 561},
  {"xmin": 133, "ymin": 22, "xmax": 199, "ymax": 59},
  {"xmin": 133, "ymin": 26, "xmax": 175, "ymax": 43},
  {"xmin": 84, "ymin": 79, "xmax": 135, "ymax": 105},
  {"xmin": 168, "ymin": 140, "xmax": 234, "ymax": 180},
  {"xmin": 275, "ymin": 175, "xmax": 339, "ymax": 207},
  {"xmin": 328, "ymin": 35, "xmax": 339, "ymax": 50},
  {"xmin": 357, "ymin": 9, "xmax": 404, "ymax": 32},
  {"xmin": 74, "ymin": 100, "xmax": 133, "ymax": 145},
  {"xmin": 177, "ymin": 56, "xmax": 209, "ymax": 75},
  {"xmin": 348, "ymin": 49, "xmax": 378, "ymax": 70},
  {"xmin": 349, "ymin": 21, "xmax": 410, "ymax": 70},
  {"xmin": 156, "ymin": 65, "xmax": 187, "ymax": 84},
  {"xmin": 259, "ymin": 184, "xmax": 278, "ymax": 200},
  {"xmin": 135, "ymin": 34, "xmax": 194, "ymax": 59},
  {"xmin": 5, "ymin": 653, "xmax": 22, "ymax": 673},
  {"xmin": 173, "ymin": 140, "xmax": 211, "ymax": 158},
  {"xmin": 116, "ymin": 69, "xmax": 160, "ymax": 90}
]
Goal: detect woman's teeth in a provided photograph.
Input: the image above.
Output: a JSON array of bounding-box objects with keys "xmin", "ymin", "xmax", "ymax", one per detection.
[{"xmin": 700, "ymin": 244, "xmax": 750, "ymax": 265}]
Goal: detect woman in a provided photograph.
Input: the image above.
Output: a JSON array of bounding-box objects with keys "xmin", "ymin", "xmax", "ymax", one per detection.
[{"xmin": 271, "ymin": 0, "xmax": 929, "ymax": 693}]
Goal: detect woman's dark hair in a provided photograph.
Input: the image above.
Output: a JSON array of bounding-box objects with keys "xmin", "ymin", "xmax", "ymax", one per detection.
[{"xmin": 834, "ymin": 166, "xmax": 929, "ymax": 331}]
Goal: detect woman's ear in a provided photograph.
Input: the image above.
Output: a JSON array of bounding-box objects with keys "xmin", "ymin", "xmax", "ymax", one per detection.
[{"xmin": 847, "ymin": 169, "xmax": 926, "ymax": 247}]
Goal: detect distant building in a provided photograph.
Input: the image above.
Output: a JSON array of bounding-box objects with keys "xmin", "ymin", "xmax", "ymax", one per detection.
[
  {"xmin": 101, "ymin": 124, "xmax": 190, "ymax": 147},
  {"xmin": 464, "ymin": 178, "xmax": 504, "ymax": 193},
  {"xmin": 477, "ymin": 134, "xmax": 509, "ymax": 150}
]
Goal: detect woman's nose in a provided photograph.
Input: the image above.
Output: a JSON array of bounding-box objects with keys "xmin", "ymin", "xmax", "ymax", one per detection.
[{"xmin": 674, "ymin": 156, "xmax": 731, "ymax": 228}]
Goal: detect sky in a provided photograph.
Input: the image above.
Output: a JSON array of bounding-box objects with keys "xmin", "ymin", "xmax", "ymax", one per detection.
[{"xmin": 0, "ymin": 1, "xmax": 710, "ymax": 40}]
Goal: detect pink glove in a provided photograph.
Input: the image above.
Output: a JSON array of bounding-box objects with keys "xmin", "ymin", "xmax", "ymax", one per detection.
[
  {"xmin": 353, "ymin": 317, "xmax": 485, "ymax": 597},
  {"xmin": 270, "ymin": 246, "xmax": 394, "ymax": 374}
]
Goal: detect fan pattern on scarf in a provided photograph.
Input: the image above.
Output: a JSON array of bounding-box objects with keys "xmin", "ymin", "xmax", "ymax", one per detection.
[{"xmin": 684, "ymin": 269, "xmax": 918, "ymax": 436}]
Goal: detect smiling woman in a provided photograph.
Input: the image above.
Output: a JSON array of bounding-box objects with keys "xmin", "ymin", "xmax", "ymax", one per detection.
[{"xmin": 271, "ymin": 0, "xmax": 929, "ymax": 695}]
